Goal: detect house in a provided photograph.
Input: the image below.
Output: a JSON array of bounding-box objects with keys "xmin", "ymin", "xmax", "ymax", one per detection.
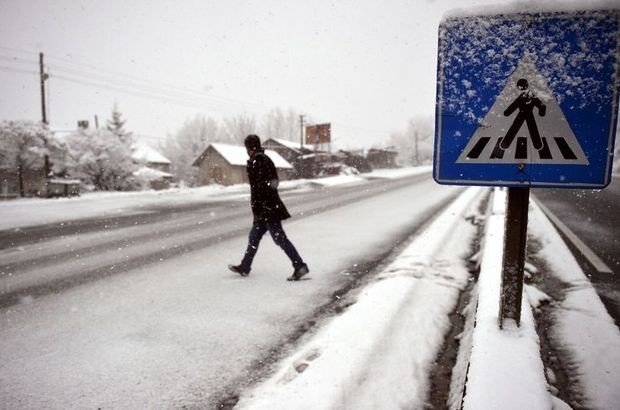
[
  {"xmin": 262, "ymin": 138, "xmax": 313, "ymax": 163},
  {"xmin": 0, "ymin": 166, "xmax": 46, "ymax": 199},
  {"xmin": 337, "ymin": 150, "xmax": 372, "ymax": 173},
  {"xmin": 367, "ymin": 147, "xmax": 399, "ymax": 169},
  {"xmin": 132, "ymin": 142, "xmax": 173, "ymax": 190},
  {"xmin": 192, "ymin": 143, "xmax": 293, "ymax": 186},
  {"xmin": 263, "ymin": 138, "xmax": 334, "ymax": 178}
]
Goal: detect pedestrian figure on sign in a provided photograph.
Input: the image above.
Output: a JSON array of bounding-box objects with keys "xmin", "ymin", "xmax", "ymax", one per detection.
[
  {"xmin": 228, "ymin": 135, "xmax": 309, "ymax": 281},
  {"xmin": 500, "ymin": 78, "xmax": 547, "ymax": 151}
]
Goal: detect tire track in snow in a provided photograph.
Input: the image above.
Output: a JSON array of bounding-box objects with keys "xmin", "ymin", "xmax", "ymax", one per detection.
[{"xmin": 0, "ymin": 174, "xmax": 428, "ymax": 309}]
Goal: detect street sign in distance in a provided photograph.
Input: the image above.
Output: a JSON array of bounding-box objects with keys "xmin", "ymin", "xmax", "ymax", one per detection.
[
  {"xmin": 434, "ymin": 9, "xmax": 619, "ymax": 188},
  {"xmin": 306, "ymin": 123, "xmax": 331, "ymax": 145}
]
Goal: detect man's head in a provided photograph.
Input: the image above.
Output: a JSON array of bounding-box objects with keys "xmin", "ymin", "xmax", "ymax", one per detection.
[{"xmin": 244, "ymin": 134, "xmax": 261, "ymax": 156}]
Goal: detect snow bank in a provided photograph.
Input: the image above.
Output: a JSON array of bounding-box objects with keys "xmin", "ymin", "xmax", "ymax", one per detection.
[
  {"xmin": 529, "ymin": 199, "xmax": 620, "ymax": 410},
  {"xmin": 0, "ymin": 167, "xmax": 429, "ymax": 231},
  {"xmin": 462, "ymin": 189, "xmax": 552, "ymax": 410},
  {"xmin": 235, "ymin": 186, "xmax": 483, "ymax": 409}
]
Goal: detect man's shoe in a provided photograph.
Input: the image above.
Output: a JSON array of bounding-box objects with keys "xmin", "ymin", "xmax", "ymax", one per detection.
[
  {"xmin": 228, "ymin": 264, "xmax": 249, "ymax": 277},
  {"xmin": 287, "ymin": 264, "xmax": 309, "ymax": 281}
]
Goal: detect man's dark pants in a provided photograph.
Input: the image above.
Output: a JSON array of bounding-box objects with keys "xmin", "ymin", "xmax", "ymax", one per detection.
[{"xmin": 239, "ymin": 221, "xmax": 304, "ymax": 273}]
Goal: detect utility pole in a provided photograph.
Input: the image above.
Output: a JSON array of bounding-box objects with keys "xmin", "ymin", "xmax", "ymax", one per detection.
[
  {"xmin": 299, "ymin": 114, "xmax": 305, "ymax": 149},
  {"xmin": 94, "ymin": 114, "xmax": 100, "ymax": 129},
  {"xmin": 298, "ymin": 114, "xmax": 306, "ymax": 178},
  {"xmin": 414, "ymin": 130, "xmax": 419, "ymax": 165},
  {"xmin": 39, "ymin": 52, "xmax": 48, "ymax": 125},
  {"xmin": 39, "ymin": 52, "xmax": 51, "ymax": 183}
]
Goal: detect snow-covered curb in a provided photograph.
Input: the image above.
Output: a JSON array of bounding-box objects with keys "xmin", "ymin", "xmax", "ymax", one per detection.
[
  {"xmin": 461, "ymin": 189, "xmax": 552, "ymax": 409},
  {"xmin": 529, "ymin": 198, "xmax": 620, "ymax": 410},
  {"xmin": 235, "ymin": 186, "xmax": 483, "ymax": 409}
]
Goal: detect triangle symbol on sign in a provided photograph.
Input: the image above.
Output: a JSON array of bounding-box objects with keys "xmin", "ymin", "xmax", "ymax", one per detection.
[{"xmin": 456, "ymin": 55, "xmax": 588, "ymax": 165}]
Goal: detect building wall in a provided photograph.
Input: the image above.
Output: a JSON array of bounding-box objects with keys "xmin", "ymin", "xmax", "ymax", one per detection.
[
  {"xmin": 263, "ymin": 141, "xmax": 299, "ymax": 163},
  {"xmin": 197, "ymin": 149, "xmax": 247, "ymax": 186},
  {"xmin": 196, "ymin": 147, "xmax": 291, "ymax": 186},
  {"xmin": 0, "ymin": 167, "xmax": 47, "ymax": 198},
  {"xmin": 147, "ymin": 162, "xmax": 171, "ymax": 173}
]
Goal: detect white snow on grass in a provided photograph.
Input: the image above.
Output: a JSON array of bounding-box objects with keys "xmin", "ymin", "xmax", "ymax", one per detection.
[
  {"xmin": 529, "ymin": 199, "xmax": 620, "ymax": 410},
  {"xmin": 0, "ymin": 167, "xmax": 430, "ymax": 231},
  {"xmin": 235, "ymin": 186, "xmax": 483, "ymax": 409},
  {"xmin": 462, "ymin": 188, "xmax": 552, "ymax": 410}
]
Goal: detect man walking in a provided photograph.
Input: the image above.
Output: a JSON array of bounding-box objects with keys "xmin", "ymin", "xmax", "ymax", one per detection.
[{"xmin": 228, "ymin": 135, "xmax": 309, "ymax": 281}]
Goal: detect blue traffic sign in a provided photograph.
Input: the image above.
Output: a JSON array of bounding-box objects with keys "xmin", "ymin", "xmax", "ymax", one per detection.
[{"xmin": 434, "ymin": 9, "xmax": 619, "ymax": 188}]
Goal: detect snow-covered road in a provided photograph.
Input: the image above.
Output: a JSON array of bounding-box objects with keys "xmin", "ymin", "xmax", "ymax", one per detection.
[{"xmin": 0, "ymin": 171, "xmax": 463, "ymax": 408}]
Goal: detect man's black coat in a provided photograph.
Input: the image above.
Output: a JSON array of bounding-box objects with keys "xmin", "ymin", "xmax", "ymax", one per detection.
[{"xmin": 246, "ymin": 150, "xmax": 291, "ymax": 223}]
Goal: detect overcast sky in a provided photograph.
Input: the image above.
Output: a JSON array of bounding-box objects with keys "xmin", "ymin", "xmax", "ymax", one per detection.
[{"xmin": 0, "ymin": 0, "xmax": 558, "ymax": 149}]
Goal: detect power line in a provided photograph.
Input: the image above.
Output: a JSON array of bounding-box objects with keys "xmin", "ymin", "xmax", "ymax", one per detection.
[
  {"xmin": 50, "ymin": 73, "xmax": 222, "ymax": 112},
  {"xmin": 43, "ymin": 53, "xmax": 271, "ymax": 109},
  {"xmin": 0, "ymin": 54, "xmax": 36, "ymax": 66},
  {"xmin": 48, "ymin": 64, "xmax": 232, "ymax": 110},
  {"xmin": 0, "ymin": 45, "xmax": 38, "ymax": 57},
  {"xmin": 0, "ymin": 46, "xmax": 271, "ymax": 109},
  {"xmin": 0, "ymin": 65, "xmax": 38, "ymax": 76},
  {"xmin": 0, "ymin": 48, "xmax": 398, "ymax": 138}
]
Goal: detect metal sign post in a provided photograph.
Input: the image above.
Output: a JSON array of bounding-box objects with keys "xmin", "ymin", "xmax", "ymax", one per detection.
[
  {"xmin": 499, "ymin": 187, "xmax": 529, "ymax": 327},
  {"xmin": 434, "ymin": 9, "xmax": 619, "ymax": 328}
]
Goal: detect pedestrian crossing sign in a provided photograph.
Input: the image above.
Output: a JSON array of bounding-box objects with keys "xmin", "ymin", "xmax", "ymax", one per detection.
[{"xmin": 434, "ymin": 9, "xmax": 619, "ymax": 188}]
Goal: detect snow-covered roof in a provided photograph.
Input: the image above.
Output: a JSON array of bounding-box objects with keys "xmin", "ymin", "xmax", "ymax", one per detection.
[
  {"xmin": 265, "ymin": 138, "xmax": 304, "ymax": 152},
  {"xmin": 199, "ymin": 143, "xmax": 293, "ymax": 169},
  {"xmin": 49, "ymin": 178, "xmax": 81, "ymax": 184},
  {"xmin": 132, "ymin": 143, "xmax": 171, "ymax": 165},
  {"xmin": 133, "ymin": 166, "xmax": 173, "ymax": 180}
]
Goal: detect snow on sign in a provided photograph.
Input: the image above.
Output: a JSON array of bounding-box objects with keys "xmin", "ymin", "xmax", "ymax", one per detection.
[{"xmin": 434, "ymin": 9, "xmax": 620, "ymax": 188}]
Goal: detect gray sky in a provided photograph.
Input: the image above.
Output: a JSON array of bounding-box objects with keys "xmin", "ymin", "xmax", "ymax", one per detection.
[{"xmin": 1, "ymin": 0, "xmax": 516, "ymax": 149}]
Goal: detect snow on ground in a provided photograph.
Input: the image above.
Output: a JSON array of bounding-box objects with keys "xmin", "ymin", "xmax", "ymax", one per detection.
[
  {"xmin": 0, "ymin": 169, "xmax": 451, "ymax": 408},
  {"xmin": 0, "ymin": 167, "xmax": 430, "ymax": 231},
  {"xmin": 529, "ymin": 199, "xmax": 620, "ymax": 410},
  {"xmin": 458, "ymin": 189, "xmax": 619, "ymax": 409},
  {"xmin": 235, "ymin": 186, "xmax": 483, "ymax": 409},
  {"xmin": 461, "ymin": 189, "xmax": 552, "ymax": 409}
]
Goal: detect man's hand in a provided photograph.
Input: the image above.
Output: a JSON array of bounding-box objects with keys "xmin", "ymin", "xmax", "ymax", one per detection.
[{"xmin": 269, "ymin": 179, "xmax": 279, "ymax": 189}]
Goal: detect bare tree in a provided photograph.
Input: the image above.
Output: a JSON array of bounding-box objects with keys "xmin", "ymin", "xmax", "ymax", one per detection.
[
  {"xmin": 161, "ymin": 114, "xmax": 224, "ymax": 186},
  {"xmin": 261, "ymin": 107, "xmax": 299, "ymax": 141},
  {"xmin": 388, "ymin": 115, "xmax": 434, "ymax": 165},
  {"xmin": 223, "ymin": 113, "xmax": 256, "ymax": 144}
]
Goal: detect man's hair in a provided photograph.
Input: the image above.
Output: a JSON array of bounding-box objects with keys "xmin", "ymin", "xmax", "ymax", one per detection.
[{"xmin": 244, "ymin": 134, "xmax": 261, "ymax": 151}]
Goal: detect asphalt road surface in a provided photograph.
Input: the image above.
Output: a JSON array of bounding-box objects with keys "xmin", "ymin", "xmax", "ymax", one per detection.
[
  {"xmin": 532, "ymin": 176, "xmax": 620, "ymax": 325},
  {"xmin": 0, "ymin": 173, "xmax": 464, "ymax": 408}
]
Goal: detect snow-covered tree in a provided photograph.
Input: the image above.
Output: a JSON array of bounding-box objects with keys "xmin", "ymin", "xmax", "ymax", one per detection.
[
  {"xmin": 387, "ymin": 115, "xmax": 434, "ymax": 165},
  {"xmin": 260, "ymin": 107, "xmax": 299, "ymax": 141},
  {"xmin": 0, "ymin": 120, "xmax": 54, "ymax": 196},
  {"xmin": 106, "ymin": 103, "xmax": 133, "ymax": 144},
  {"xmin": 161, "ymin": 114, "xmax": 224, "ymax": 186},
  {"xmin": 64, "ymin": 128, "xmax": 138, "ymax": 191}
]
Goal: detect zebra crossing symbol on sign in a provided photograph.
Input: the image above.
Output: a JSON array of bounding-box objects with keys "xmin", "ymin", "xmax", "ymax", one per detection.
[
  {"xmin": 434, "ymin": 11, "xmax": 619, "ymax": 188},
  {"xmin": 456, "ymin": 55, "xmax": 588, "ymax": 165}
]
